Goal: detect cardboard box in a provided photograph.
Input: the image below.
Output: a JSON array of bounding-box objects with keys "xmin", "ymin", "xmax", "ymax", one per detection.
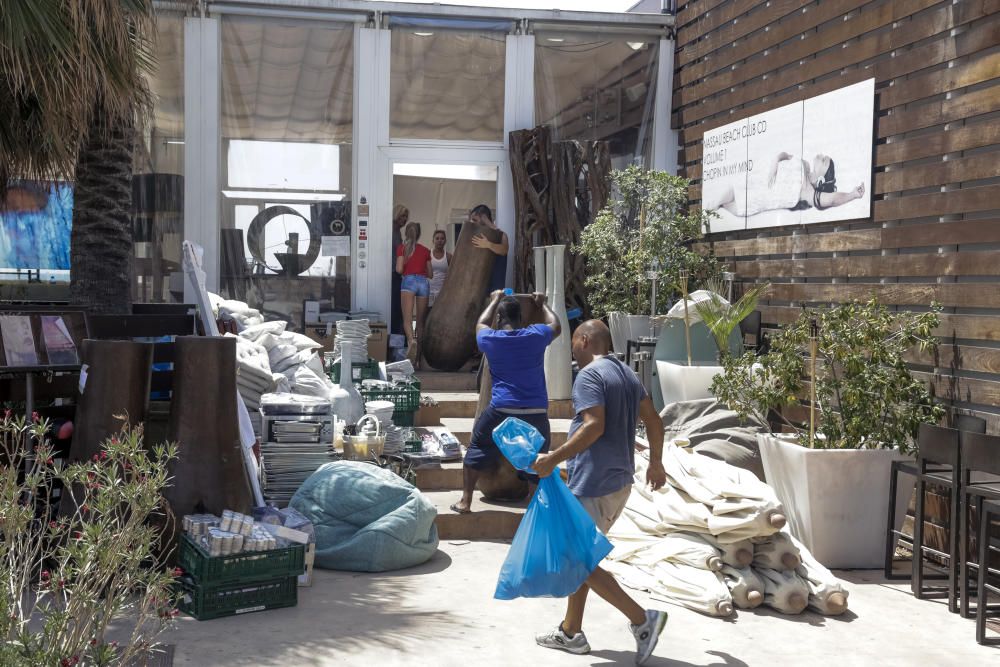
[
  {"xmin": 302, "ymin": 322, "xmax": 387, "ymax": 362},
  {"xmin": 415, "ymin": 403, "xmax": 441, "ymax": 427}
]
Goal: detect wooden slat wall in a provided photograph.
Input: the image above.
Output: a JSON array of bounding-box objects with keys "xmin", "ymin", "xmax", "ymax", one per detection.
[{"xmin": 674, "ymin": 0, "xmax": 1000, "ymax": 430}]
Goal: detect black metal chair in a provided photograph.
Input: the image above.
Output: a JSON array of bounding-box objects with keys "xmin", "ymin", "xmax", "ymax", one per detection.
[
  {"xmin": 976, "ymin": 499, "xmax": 1000, "ymax": 645},
  {"xmin": 907, "ymin": 425, "xmax": 961, "ymax": 610},
  {"xmin": 884, "ymin": 416, "xmax": 985, "ymax": 611},
  {"xmin": 960, "ymin": 431, "xmax": 1000, "ymax": 619}
]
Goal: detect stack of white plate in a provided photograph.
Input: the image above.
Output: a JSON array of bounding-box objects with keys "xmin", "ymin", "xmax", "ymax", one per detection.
[
  {"xmin": 334, "ymin": 319, "xmax": 371, "ymax": 363},
  {"xmin": 382, "ymin": 425, "xmax": 405, "ymax": 456},
  {"xmin": 365, "ymin": 400, "xmax": 395, "ymax": 428}
]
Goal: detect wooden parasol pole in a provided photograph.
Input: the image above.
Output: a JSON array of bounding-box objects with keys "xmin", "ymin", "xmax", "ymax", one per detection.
[
  {"xmin": 680, "ymin": 268, "xmax": 692, "ymax": 366},
  {"xmin": 809, "ymin": 318, "xmax": 818, "ymax": 448}
]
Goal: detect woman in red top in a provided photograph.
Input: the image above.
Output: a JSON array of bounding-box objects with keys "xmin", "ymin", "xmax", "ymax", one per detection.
[{"xmin": 396, "ymin": 222, "xmax": 432, "ymax": 365}]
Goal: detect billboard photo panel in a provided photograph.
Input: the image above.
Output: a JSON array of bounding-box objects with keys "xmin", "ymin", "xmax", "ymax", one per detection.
[
  {"xmin": 701, "ymin": 117, "xmax": 750, "ymax": 233},
  {"xmin": 700, "ymin": 78, "xmax": 874, "ymax": 231}
]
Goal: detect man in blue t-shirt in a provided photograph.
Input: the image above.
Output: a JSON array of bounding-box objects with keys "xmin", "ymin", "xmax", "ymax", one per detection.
[
  {"xmin": 532, "ymin": 320, "xmax": 669, "ymax": 665},
  {"xmin": 449, "ymin": 290, "xmax": 560, "ymax": 514}
]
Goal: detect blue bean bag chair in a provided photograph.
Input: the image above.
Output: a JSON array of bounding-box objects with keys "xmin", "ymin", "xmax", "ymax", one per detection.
[{"xmin": 290, "ymin": 461, "xmax": 439, "ymax": 572}]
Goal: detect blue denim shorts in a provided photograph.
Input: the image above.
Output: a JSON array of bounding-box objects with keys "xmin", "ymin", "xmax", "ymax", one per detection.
[{"xmin": 401, "ymin": 274, "xmax": 430, "ymax": 297}]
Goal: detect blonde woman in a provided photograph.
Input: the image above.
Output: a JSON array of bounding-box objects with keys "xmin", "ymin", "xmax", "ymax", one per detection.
[{"xmin": 396, "ymin": 222, "xmax": 431, "ymax": 365}]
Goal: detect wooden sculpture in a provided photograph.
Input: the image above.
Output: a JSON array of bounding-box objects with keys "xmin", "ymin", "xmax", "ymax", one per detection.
[{"xmin": 422, "ymin": 220, "xmax": 503, "ymax": 371}]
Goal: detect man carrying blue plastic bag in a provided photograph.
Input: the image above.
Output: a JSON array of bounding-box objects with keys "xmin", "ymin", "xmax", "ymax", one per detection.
[{"xmin": 531, "ymin": 320, "xmax": 669, "ymax": 664}]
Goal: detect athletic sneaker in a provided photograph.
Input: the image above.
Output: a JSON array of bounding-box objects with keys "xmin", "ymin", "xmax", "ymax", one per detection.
[
  {"xmin": 630, "ymin": 609, "xmax": 668, "ymax": 665},
  {"xmin": 535, "ymin": 625, "xmax": 591, "ymax": 655}
]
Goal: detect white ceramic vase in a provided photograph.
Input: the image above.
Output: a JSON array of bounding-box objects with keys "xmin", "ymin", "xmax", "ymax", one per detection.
[
  {"xmin": 544, "ymin": 245, "xmax": 572, "ymax": 400},
  {"xmin": 330, "ymin": 340, "xmax": 364, "ymax": 425},
  {"xmin": 533, "ymin": 245, "xmax": 546, "ymax": 294}
]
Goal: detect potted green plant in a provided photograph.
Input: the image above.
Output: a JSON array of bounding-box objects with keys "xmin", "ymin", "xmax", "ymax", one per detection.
[
  {"xmin": 711, "ymin": 299, "xmax": 944, "ymax": 568},
  {"xmin": 576, "ymin": 166, "xmax": 720, "ymax": 353}
]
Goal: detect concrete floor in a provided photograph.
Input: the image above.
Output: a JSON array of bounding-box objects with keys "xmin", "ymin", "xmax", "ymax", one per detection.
[{"xmin": 163, "ymin": 541, "xmax": 998, "ymax": 667}]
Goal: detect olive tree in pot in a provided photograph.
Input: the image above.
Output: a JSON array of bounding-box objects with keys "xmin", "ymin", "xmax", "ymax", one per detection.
[
  {"xmin": 576, "ymin": 166, "xmax": 720, "ymax": 354},
  {"xmin": 711, "ymin": 299, "xmax": 944, "ymax": 568}
]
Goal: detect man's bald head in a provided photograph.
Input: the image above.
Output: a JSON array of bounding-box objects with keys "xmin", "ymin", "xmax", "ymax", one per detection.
[{"xmin": 573, "ymin": 319, "xmax": 613, "ymax": 355}]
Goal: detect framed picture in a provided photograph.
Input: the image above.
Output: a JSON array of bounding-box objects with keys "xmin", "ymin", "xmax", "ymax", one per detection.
[{"xmin": 0, "ymin": 315, "xmax": 38, "ymax": 367}]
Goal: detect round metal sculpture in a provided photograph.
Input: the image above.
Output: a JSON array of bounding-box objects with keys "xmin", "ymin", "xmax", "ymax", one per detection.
[{"xmin": 245, "ymin": 205, "xmax": 322, "ymax": 276}]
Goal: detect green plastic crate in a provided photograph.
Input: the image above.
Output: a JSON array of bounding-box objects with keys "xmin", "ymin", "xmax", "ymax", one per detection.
[
  {"xmin": 403, "ymin": 438, "xmax": 422, "ymax": 454},
  {"xmin": 360, "ymin": 384, "xmax": 420, "ymax": 414},
  {"xmin": 329, "ymin": 359, "xmax": 381, "ymax": 384},
  {"xmin": 178, "ymin": 534, "xmax": 305, "ymax": 587},
  {"xmin": 176, "ymin": 575, "xmax": 297, "ymax": 621},
  {"xmin": 392, "ymin": 411, "xmax": 416, "ymax": 427}
]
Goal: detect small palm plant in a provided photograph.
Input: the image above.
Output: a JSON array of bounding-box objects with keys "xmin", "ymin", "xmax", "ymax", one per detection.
[{"xmin": 695, "ymin": 283, "xmax": 770, "ymax": 361}]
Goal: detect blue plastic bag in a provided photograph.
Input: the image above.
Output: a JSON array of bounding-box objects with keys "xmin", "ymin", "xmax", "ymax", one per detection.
[
  {"xmin": 492, "ymin": 418, "xmax": 613, "ymax": 600},
  {"xmin": 493, "ymin": 416, "xmax": 547, "ymax": 472}
]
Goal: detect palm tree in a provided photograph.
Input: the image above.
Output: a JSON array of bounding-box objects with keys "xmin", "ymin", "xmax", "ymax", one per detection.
[{"xmin": 1, "ymin": 1, "xmax": 155, "ymax": 314}]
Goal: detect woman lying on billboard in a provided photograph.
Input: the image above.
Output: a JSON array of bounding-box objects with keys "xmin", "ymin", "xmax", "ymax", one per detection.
[{"xmin": 710, "ymin": 152, "xmax": 865, "ymax": 217}]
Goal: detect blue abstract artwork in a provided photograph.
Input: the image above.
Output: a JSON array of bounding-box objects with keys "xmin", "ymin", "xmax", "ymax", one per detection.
[{"xmin": 0, "ymin": 181, "xmax": 73, "ymax": 270}]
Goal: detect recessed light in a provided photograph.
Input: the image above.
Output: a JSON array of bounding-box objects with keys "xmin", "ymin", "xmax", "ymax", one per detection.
[
  {"xmin": 547, "ymin": 37, "xmax": 565, "ymax": 42},
  {"xmin": 414, "ymin": 31, "xmax": 434, "ymax": 37},
  {"xmin": 627, "ymin": 42, "xmax": 646, "ymax": 51}
]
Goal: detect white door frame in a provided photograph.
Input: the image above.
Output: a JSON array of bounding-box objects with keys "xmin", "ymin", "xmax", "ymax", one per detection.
[
  {"xmin": 355, "ymin": 27, "xmax": 535, "ymax": 329},
  {"xmin": 375, "ymin": 144, "xmax": 510, "ymax": 331}
]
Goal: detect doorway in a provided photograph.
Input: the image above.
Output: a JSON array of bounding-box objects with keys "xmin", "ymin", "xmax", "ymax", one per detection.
[{"xmin": 387, "ymin": 159, "xmax": 500, "ymax": 362}]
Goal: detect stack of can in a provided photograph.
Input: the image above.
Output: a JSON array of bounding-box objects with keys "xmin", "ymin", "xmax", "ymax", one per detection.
[
  {"xmin": 183, "ymin": 511, "xmax": 281, "ymax": 556},
  {"xmin": 176, "ymin": 508, "xmax": 305, "ymax": 620}
]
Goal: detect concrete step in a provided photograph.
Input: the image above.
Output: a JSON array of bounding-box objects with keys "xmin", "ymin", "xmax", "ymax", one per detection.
[
  {"xmin": 416, "ymin": 371, "xmax": 478, "ymax": 392},
  {"xmin": 423, "ymin": 489, "xmax": 527, "ymax": 540},
  {"xmin": 427, "ymin": 392, "xmax": 575, "ymax": 420},
  {"xmin": 440, "ymin": 417, "xmax": 572, "ymax": 448}
]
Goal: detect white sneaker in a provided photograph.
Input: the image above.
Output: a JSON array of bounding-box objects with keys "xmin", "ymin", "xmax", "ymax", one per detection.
[
  {"xmin": 630, "ymin": 609, "xmax": 668, "ymax": 665},
  {"xmin": 535, "ymin": 625, "xmax": 591, "ymax": 655}
]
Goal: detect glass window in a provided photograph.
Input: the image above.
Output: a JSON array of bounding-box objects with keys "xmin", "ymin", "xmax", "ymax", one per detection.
[
  {"xmin": 534, "ymin": 33, "xmax": 658, "ymax": 169},
  {"xmin": 390, "ymin": 30, "xmax": 506, "ymax": 142},
  {"xmin": 132, "ymin": 12, "xmax": 185, "ymax": 303},
  {"xmin": 220, "ymin": 16, "xmax": 354, "ymax": 329}
]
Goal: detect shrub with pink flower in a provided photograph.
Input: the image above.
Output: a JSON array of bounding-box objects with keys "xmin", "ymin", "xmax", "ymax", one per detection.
[{"xmin": 0, "ymin": 414, "xmax": 179, "ymax": 665}]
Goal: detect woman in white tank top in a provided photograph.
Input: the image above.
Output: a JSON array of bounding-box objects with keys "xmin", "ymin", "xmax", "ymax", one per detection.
[{"xmin": 428, "ymin": 229, "xmax": 452, "ymax": 307}]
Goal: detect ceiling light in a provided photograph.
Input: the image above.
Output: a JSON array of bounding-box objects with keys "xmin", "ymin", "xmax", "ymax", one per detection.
[
  {"xmin": 164, "ymin": 140, "xmax": 185, "ymax": 145},
  {"xmin": 547, "ymin": 37, "xmax": 565, "ymax": 43},
  {"xmin": 413, "ymin": 31, "xmax": 434, "ymax": 37},
  {"xmin": 627, "ymin": 42, "xmax": 646, "ymax": 51}
]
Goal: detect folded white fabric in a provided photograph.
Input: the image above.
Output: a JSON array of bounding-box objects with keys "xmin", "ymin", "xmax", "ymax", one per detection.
[
  {"xmin": 279, "ymin": 330, "xmax": 323, "ymax": 352},
  {"xmin": 240, "ymin": 321, "xmax": 287, "ymax": 343}
]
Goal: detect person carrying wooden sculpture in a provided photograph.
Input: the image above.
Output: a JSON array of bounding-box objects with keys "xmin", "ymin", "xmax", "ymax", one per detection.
[
  {"xmin": 396, "ymin": 221, "xmax": 431, "ymax": 366},
  {"xmin": 531, "ymin": 320, "xmax": 669, "ymax": 664},
  {"xmin": 450, "ymin": 291, "xmax": 560, "ymax": 514},
  {"xmin": 469, "ymin": 204, "xmax": 508, "ymax": 294}
]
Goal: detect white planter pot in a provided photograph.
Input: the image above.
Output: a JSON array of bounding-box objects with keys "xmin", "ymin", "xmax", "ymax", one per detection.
[
  {"xmin": 656, "ymin": 361, "xmax": 724, "ymax": 406},
  {"xmin": 757, "ymin": 434, "xmax": 914, "ymax": 569},
  {"xmin": 608, "ymin": 312, "xmax": 630, "ymax": 355}
]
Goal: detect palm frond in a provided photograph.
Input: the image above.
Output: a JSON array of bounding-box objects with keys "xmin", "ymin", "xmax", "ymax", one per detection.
[
  {"xmin": 0, "ymin": 0, "xmax": 155, "ymax": 190},
  {"xmin": 695, "ymin": 282, "xmax": 771, "ymax": 356}
]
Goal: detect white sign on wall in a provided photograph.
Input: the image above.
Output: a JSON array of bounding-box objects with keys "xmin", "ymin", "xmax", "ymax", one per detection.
[{"xmin": 701, "ymin": 78, "xmax": 875, "ymax": 232}]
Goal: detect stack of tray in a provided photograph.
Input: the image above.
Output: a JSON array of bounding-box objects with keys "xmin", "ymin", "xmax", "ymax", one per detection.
[{"xmin": 259, "ymin": 394, "xmax": 337, "ymax": 506}]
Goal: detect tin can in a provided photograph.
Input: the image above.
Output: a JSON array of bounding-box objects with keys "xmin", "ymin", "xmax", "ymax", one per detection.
[
  {"xmin": 240, "ymin": 516, "xmax": 253, "ymax": 537},
  {"xmin": 223, "ymin": 532, "xmax": 236, "ymax": 555},
  {"xmin": 219, "ymin": 510, "xmax": 234, "ymax": 532},
  {"xmin": 207, "ymin": 529, "xmax": 223, "ymax": 557}
]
